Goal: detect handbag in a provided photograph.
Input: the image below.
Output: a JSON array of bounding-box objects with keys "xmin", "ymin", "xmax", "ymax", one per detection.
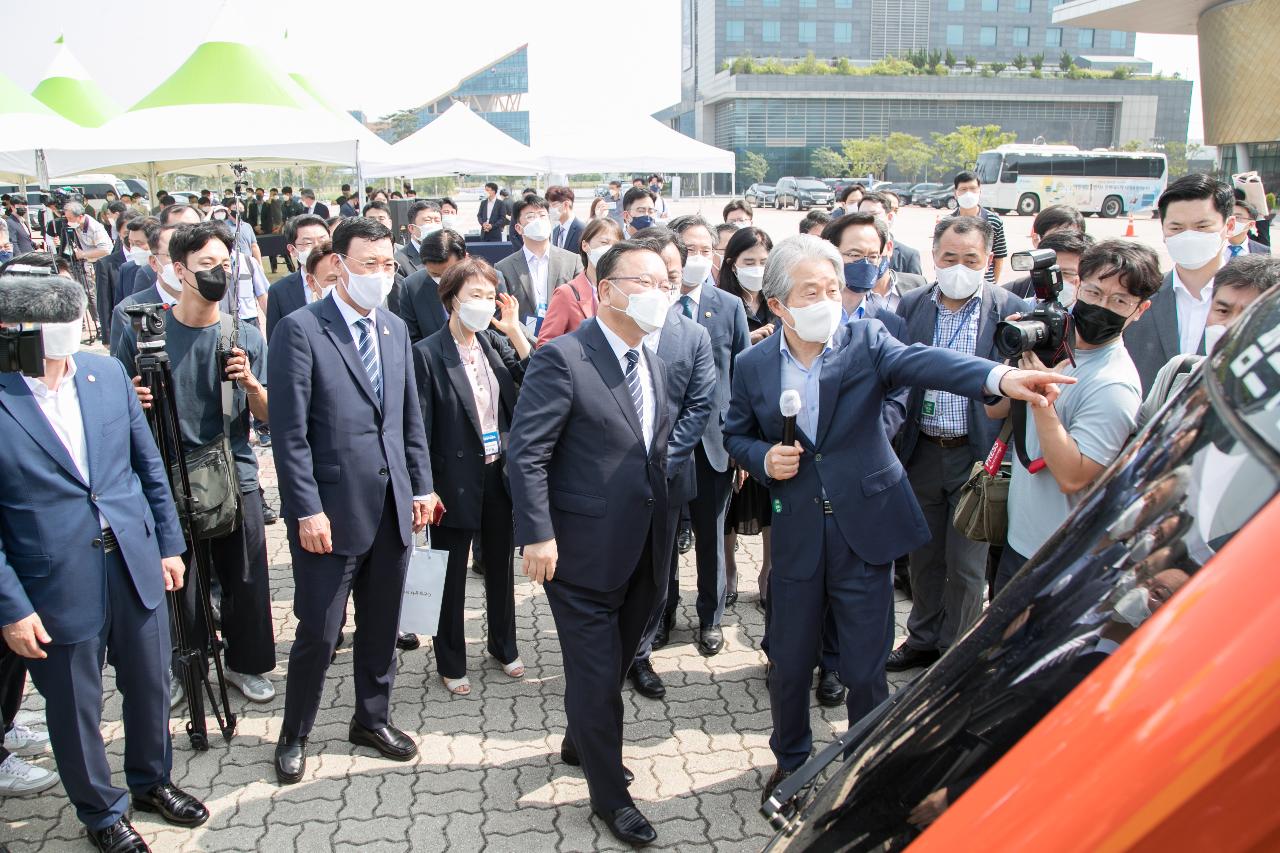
[
  {"xmin": 399, "ymin": 529, "xmax": 449, "ymax": 636},
  {"xmin": 953, "ymin": 419, "xmax": 1014, "ymax": 544}
]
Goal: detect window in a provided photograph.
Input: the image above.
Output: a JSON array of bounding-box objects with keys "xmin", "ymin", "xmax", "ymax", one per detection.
[
  {"xmin": 1013, "ymin": 26, "xmax": 1029, "ymax": 46},
  {"xmin": 726, "ymin": 20, "xmax": 744, "ymax": 41},
  {"xmin": 980, "ymin": 25, "xmax": 997, "ymax": 46},
  {"xmin": 1110, "ymin": 30, "xmax": 1127, "ymax": 49},
  {"xmin": 1014, "ymin": 0, "xmax": 1030, "ymax": 9},
  {"xmin": 1046, "ymin": 27, "xmax": 1062, "ymax": 47},
  {"xmin": 947, "ymin": 25, "xmax": 965, "ymax": 46},
  {"xmin": 763, "ymin": 0, "xmax": 779, "ymax": 5},
  {"xmin": 763, "ymin": 20, "xmax": 781, "ymax": 42},
  {"xmin": 835, "ymin": 21, "xmax": 853, "ymax": 43},
  {"xmin": 1078, "ymin": 28, "xmax": 1095, "ymax": 48},
  {"xmin": 799, "ymin": 21, "xmax": 817, "ymax": 42},
  {"xmin": 836, "ymin": 0, "xmax": 852, "ymax": 6},
  {"xmin": 948, "ymin": 0, "xmax": 964, "ymax": 8},
  {"xmin": 982, "ymin": 0, "xmax": 997, "ymax": 10},
  {"xmin": 726, "ymin": 0, "xmax": 743, "ymax": 5}
]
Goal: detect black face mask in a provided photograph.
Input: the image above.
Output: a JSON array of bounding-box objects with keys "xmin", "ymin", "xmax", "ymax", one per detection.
[
  {"xmin": 15, "ymin": 207, "xmax": 25, "ymax": 216},
  {"xmin": 192, "ymin": 266, "xmax": 229, "ymax": 302},
  {"xmin": 1072, "ymin": 299, "xmax": 1128, "ymax": 345}
]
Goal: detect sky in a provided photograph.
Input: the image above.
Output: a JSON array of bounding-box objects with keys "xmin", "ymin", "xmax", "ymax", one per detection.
[{"xmin": 1, "ymin": 0, "xmax": 1204, "ymax": 142}]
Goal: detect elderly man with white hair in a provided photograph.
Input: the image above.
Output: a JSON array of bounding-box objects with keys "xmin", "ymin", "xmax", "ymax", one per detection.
[{"xmin": 723, "ymin": 234, "xmax": 1074, "ymax": 804}]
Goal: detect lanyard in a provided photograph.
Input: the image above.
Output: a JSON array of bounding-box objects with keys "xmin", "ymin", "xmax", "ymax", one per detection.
[{"xmin": 935, "ymin": 298, "xmax": 980, "ymax": 351}]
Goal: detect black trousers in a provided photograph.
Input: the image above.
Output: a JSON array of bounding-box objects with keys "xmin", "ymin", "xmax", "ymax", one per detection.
[
  {"xmin": 545, "ymin": 538, "xmax": 659, "ymax": 812},
  {"xmin": 429, "ymin": 461, "xmax": 519, "ymax": 679},
  {"xmin": 0, "ymin": 641, "xmax": 27, "ymax": 764},
  {"xmin": 282, "ymin": 488, "xmax": 411, "ymax": 739},
  {"xmin": 678, "ymin": 445, "xmax": 732, "ymax": 628}
]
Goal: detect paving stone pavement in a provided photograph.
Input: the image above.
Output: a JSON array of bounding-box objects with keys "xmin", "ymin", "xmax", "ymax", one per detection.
[{"xmin": 2, "ymin": 445, "xmax": 917, "ymax": 852}]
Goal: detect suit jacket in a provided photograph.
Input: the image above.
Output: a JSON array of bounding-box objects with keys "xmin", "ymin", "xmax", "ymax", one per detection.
[
  {"xmin": 537, "ymin": 271, "xmax": 596, "ymax": 347},
  {"xmin": 855, "ymin": 300, "xmax": 910, "ymax": 441},
  {"xmin": 896, "ymin": 283, "xmax": 1030, "ymax": 464},
  {"xmin": 688, "ymin": 282, "xmax": 750, "ymax": 472},
  {"xmin": 394, "ymin": 240, "xmax": 424, "ymax": 280},
  {"xmin": 0, "ymin": 353, "xmax": 184, "ymax": 643},
  {"xmin": 6, "ymin": 214, "xmax": 34, "ymax": 255},
  {"xmin": 724, "ymin": 322, "xmax": 994, "ymax": 575},
  {"xmin": 654, "ymin": 309, "xmax": 717, "ymax": 506},
  {"xmin": 552, "ymin": 218, "xmax": 586, "ymax": 254},
  {"xmin": 263, "ymin": 198, "xmax": 283, "ymax": 232},
  {"xmin": 494, "ymin": 245, "xmax": 584, "ymax": 323},
  {"xmin": 508, "ymin": 318, "xmax": 673, "ymax": 592},
  {"xmin": 117, "ymin": 261, "xmax": 146, "ymax": 306},
  {"xmin": 303, "ymin": 202, "xmax": 329, "ymax": 220},
  {"xmin": 477, "ymin": 196, "xmax": 509, "ymax": 236},
  {"xmin": 265, "ymin": 271, "xmax": 307, "ymax": 342},
  {"xmin": 340, "ymin": 201, "xmax": 358, "ymax": 218},
  {"xmin": 394, "ymin": 268, "xmax": 449, "ymax": 344},
  {"xmin": 1244, "ymin": 239, "xmax": 1271, "ymax": 256},
  {"xmin": 412, "ymin": 327, "xmax": 525, "ymax": 530},
  {"xmin": 267, "ymin": 294, "xmax": 432, "ymax": 555},
  {"xmin": 890, "ymin": 240, "xmax": 923, "ymax": 276},
  {"xmin": 1122, "ymin": 273, "xmax": 1184, "ymax": 396},
  {"xmin": 129, "ymin": 263, "xmax": 157, "ymax": 295}
]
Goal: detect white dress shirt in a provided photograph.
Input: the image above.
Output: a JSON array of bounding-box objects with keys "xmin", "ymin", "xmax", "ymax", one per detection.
[
  {"xmin": 24, "ymin": 360, "xmax": 107, "ymax": 529},
  {"xmin": 1171, "ymin": 263, "xmax": 1217, "ymax": 355},
  {"xmin": 597, "ymin": 318, "xmax": 656, "ymax": 449},
  {"xmin": 523, "ymin": 244, "xmax": 551, "ymax": 315},
  {"xmin": 331, "ymin": 291, "xmax": 381, "ymax": 377}
]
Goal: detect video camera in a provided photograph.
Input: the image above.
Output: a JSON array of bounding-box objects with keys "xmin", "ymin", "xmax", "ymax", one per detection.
[
  {"xmin": 0, "ymin": 271, "xmax": 84, "ymax": 376},
  {"xmin": 995, "ymin": 249, "xmax": 1074, "ymax": 365}
]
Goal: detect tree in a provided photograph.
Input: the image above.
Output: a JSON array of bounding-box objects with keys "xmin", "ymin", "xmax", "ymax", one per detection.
[
  {"xmin": 1059, "ymin": 50, "xmax": 1074, "ymax": 72},
  {"xmin": 1161, "ymin": 141, "xmax": 1205, "ymax": 178},
  {"xmin": 927, "ymin": 49, "xmax": 943, "ymax": 69},
  {"xmin": 1110, "ymin": 65, "xmax": 1133, "ymax": 80},
  {"xmin": 945, "ymin": 49, "xmax": 958, "ymax": 69},
  {"xmin": 885, "ymin": 132, "xmax": 933, "ymax": 183},
  {"xmin": 1117, "ymin": 139, "xmax": 1145, "ymax": 152},
  {"xmin": 965, "ymin": 55, "xmax": 978, "ymax": 71},
  {"xmin": 811, "ymin": 146, "xmax": 849, "ymax": 178},
  {"xmin": 1011, "ymin": 53, "xmax": 1028, "ymax": 71},
  {"xmin": 741, "ymin": 150, "xmax": 770, "ymax": 185},
  {"xmin": 380, "ymin": 108, "xmax": 421, "ymax": 143},
  {"xmin": 930, "ymin": 124, "xmax": 1018, "ymax": 175},
  {"xmin": 989, "ymin": 61, "xmax": 1007, "ymax": 76},
  {"xmin": 1030, "ymin": 53, "xmax": 1045, "ymax": 71},
  {"xmin": 841, "ymin": 137, "xmax": 892, "ymax": 179}
]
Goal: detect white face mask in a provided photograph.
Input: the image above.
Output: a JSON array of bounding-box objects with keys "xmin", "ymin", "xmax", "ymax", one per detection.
[
  {"xmin": 415, "ymin": 222, "xmax": 441, "ymax": 241},
  {"xmin": 737, "ymin": 266, "xmax": 765, "ymax": 292},
  {"xmin": 293, "ymin": 246, "xmax": 312, "ymax": 269},
  {"xmin": 1111, "ymin": 586, "xmax": 1152, "ymax": 628},
  {"xmin": 781, "ymin": 299, "xmax": 842, "ymax": 343},
  {"xmin": 956, "ymin": 191, "xmax": 981, "ymax": 209},
  {"xmin": 40, "ymin": 320, "xmax": 82, "ymax": 358},
  {"xmin": 936, "ymin": 263, "xmax": 984, "ymax": 300},
  {"xmin": 1059, "ymin": 282, "xmax": 1077, "ymax": 307},
  {"xmin": 1203, "ymin": 323, "xmax": 1228, "ymax": 354},
  {"xmin": 160, "ymin": 262, "xmax": 182, "ymax": 292},
  {"xmin": 457, "ymin": 298, "xmax": 496, "ymax": 333},
  {"xmin": 442, "ymin": 214, "xmax": 460, "ymax": 231},
  {"xmin": 340, "ymin": 257, "xmax": 394, "ymax": 310},
  {"xmin": 1165, "ymin": 229, "xmax": 1225, "ymax": 269},
  {"xmin": 731, "ymin": 220, "xmax": 751, "ymax": 230},
  {"xmin": 521, "ymin": 216, "xmax": 553, "ymax": 242},
  {"xmin": 1229, "ymin": 219, "xmax": 1251, "ymax": 238},
  {"xmin": 608, "ymin": 284, "xmax": 669, "ymax": 334},
  {"xmin": 127, "ymin": 247, "xmax": 150, "ymax": 266},
  {"xmin": 682, "ymin": 255, "xmax": 713, "ymax": 286},
  {"xmin": 587, "ymin": 244, "xmax": 611, "ymax": 267}
]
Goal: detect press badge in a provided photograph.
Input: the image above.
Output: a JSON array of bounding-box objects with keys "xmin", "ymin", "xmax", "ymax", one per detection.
[
  {"xmin": 482, "ymin": 430, "xmax": 501, "ymax": 456},
  {"xmin": 921, "ymin": 390, "xmax": 938, "ymax": 417}
]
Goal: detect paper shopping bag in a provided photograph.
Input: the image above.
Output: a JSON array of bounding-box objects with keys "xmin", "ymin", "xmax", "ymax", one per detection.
[{"xmin": 399, "ymin": 530, "xmax": 448, "ymax": 636}]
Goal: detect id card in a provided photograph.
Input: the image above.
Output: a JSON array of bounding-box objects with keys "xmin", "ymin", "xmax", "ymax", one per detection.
[
  {"xmin": 921, "ymin": 389, "xmax": 938, "ymax": 417},
  {"xmin": 524, "ymin": 315, "xmax": 541, "ymax": 336},
  {"xmin": 482, "ymin": 430, "xmax": 501, "ymax": 456}
]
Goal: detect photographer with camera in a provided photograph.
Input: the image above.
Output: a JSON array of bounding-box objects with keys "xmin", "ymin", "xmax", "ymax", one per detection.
[
  {"xmin": 113, "ymin": 222, "xmax": 278, "ymax": 705},
  {"xmin": 988, "ymin": 240, "xmax": 1162, "ymax": 594},
  {"xmin": 0, "ymin": 274, "xmax": 209, "ymax": 849}
]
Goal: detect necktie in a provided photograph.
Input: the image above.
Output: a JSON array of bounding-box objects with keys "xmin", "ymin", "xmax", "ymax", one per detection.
[
  {"xmin": 1229, "ymin": 244, "xmax": 1243, "ymax": 258},
  {"xmin": 624, "ymin": 349, "xmax": 644, "ymax": 423},
  {"xmin": 355, "ymin": 317, "xmax": 383, "ymax": 403},
  {"xmin": 679, "ymin": 294, "xmax": 693, "ymax": 319},
  {"xmin": 553, "ymin": 225, "xmax": 563, "ymax": 248}
]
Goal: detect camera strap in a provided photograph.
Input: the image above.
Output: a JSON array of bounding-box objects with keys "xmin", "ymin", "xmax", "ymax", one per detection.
[{"xmin": 1010, "ymin": 400, "xmax": 1048, "ymax": 474}]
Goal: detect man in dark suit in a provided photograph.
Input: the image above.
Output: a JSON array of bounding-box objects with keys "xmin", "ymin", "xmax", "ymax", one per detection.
[
  {"xmin": 5, "ymin": 204, "xmax": 35, "ymax": 256},
  {"xmin": 1124, "ymin": 174, "xmax": 1236, "ymax": 394},
  {"xmin": 395, "ymin": 228, "xmax": 467, "ymax": 343},
  {"xmin": 394, "ymin": 201, "xmax": 441, "ymax": 280},
  {"xmin": 627, "ymin": 230, "xmax": 718, "ymax": 700},
  {"xmin": 508, "ymin": 241, "xmax": 677, "ymax": 846},
  {"xmin": 889, "ymin": 216, "xmax": 1031, "ymax": 673},
  {"xmin": 339, "ymin": 194, "xmax": 358, "ymax": 218},
  {"xmin": 494, "ymin": 196, "xmax": 584, "ymax": 336},
  {"xmin": 858, "ymin": 191, "xmax": 923, "ymax": 277},
  {"xmin": 268, "ymin": 217, "xmax": 436, "ymax": 785},
  {"xmin": 0, "ymin": 275, "xmax": 208, "ymax": 849},
  {"xmin": 265, "ymin": 214, "xmax": 330, "ymax": 342},
  {"xmin": 114, "ymin": 218, "xmax": 158, "ymax": 316},
  {"xmin": 666, "ymin": 216, "xmax": 750, "ymax": 655},
  {"xmin": 476, "ymin": 182, "xmax": 509, "ymax": 242},
  {"xmin": 298, "ymin": 188, "xmax": 329, "ymax": 220},
  {"xmin": 546, "ymin": 185, "xmax": 586, "ymax": 255},
  {"xmin": 724, "ymin": 234, "xmax": 1072, "ymax": 802},
  {"xmin": 1228, "ymin": 198, "xmax": 1272, "ymax": 258}
]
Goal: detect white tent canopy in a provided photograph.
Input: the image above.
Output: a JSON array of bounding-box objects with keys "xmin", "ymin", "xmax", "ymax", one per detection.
[
  {"xmin": 0, "ymin": 71, "xmax": 91, "ymax": 184},
  {"xmin": 365, "ymin": 102, "xmax": 543, "ymax": 179},
  {"xmin": 532, "ymin": 112, "xmax": 735, "ymax": 175}
]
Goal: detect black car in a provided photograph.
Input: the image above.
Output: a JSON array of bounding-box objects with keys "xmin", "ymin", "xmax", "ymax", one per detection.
[
  {"xmin": 745, "ymin": 183, "xmax": 776, "ymax": 206},
  {"xmin": 775, "ymin": 177, "xmax": 835, "ymax": 210},
  {"xmin": 920, "ymin": 186, "xmax": 958, "ymax": 210},
  {"xmin": 905, "ymin": 182, "xmax": 944, "ymax": 205},
  {"xmin": 763, "ymin": 288, "xmax": 1280, "ymax": 850}
]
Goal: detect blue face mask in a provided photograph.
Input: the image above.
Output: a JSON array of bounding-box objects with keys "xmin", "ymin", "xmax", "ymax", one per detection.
[
  {"xmin": 629, "ymin": 215, "xmax": 655, "ymax": 231},
  {"xmin": 843, "ymin": 259, "xmax": 880, "ymax": 293},
  {"xmin": 0, "ymin": 251, "xmax": 11, "ymax": 264}
]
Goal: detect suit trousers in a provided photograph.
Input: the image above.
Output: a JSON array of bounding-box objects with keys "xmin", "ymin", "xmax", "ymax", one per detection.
[
  {"xmin": 0, "ymin": 641, "xmax": 27, "ymax": 764},
  {"xmin": 545, "ymin": 538, "xmax": 659, "ymax": 812},
  {"xmin": 429, "ymin": 461, "xmax": 519, "ymax": 679},
  {"xmin": 282, "ymin": 487, "xmax": 411, "ymax": 739},
  {"xmin": 993, "ymin": 544, "xmax": 1030, "ymax": 597},
  {"xmin": 635, "ymin": 515, "xmax": 681, "ymax": 663},
  {"xmin": 678, "ymin": 445, "xmax": 732, "ymax": 628},
  {"xmin": 904, "ymin": 440, "xmax": 991, "ymax": 652},
  {"xmin": 767, "ymin": 516, "xmax": 893, "ymax": 772},
  {"xmin": 25, "ymin": 549, "xmax": 172, "ymax": 831}
]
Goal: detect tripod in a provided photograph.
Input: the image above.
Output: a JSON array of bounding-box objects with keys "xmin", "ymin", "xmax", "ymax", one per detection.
[{"xmin": 134, "ymin": 342, "xmax": 238, "ymax": 750}]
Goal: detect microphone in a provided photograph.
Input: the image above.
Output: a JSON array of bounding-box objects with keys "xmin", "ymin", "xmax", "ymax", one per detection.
[
  {"xmin": 0, "ymin": 274, "xmax": 86, "ymax": 325},
  {"xmin": 780, "ymin": 389, "xmax": 802, "ymax": 447}
]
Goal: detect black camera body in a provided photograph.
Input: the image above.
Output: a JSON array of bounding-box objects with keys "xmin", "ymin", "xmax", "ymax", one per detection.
[
  {"xmin": 0, "ymin": 327, "xmax": 45, "ymax": 376},
  {"xmin": 995, "ymin": 249, "xmax": 1073, "ymax": 365}
]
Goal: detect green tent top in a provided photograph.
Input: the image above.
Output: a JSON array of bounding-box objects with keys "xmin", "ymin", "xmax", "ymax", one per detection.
[
  {"xmin": 31, "ymin": 39, "xmax": 120, "ymax": 127},
  {"xmin": 0, "ymin": 70, "xmax": 60, "ymax": 117},
  {"xmin": 289, "ymin": 72, "xmax": 338, "ymax": 113},
  {"xmin": 130, "ymin": 41, "xmax": 310, "ymax": 111}
]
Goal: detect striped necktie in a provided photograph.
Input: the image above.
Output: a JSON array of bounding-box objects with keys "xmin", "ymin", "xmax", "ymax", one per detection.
[
  {"xmin": 355, "ymin": 317, "xmax": 383, "ymax": 403},
  {"xmin": 624, "ymin": 349, "xmax": 644, "ymax": 422}
]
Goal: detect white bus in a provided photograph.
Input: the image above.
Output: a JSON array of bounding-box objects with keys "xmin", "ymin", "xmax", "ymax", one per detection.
[{"xmin": 974, "ymin": 144, "xmax": 1168, "ymax": 218}]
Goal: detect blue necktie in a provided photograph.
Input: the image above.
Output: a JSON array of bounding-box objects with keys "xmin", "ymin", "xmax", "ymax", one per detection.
[
  {"xmin": 624, "ymin": 349, "xmax": 644, "ymax": 422},
  {"xmin": 679, "ymin": 294, "xmax": 693, "ymax": 319},
  {"xmin": 355, "ymin": 317, "xmax": 383, "ymax": 403},
  {"xmin": 1229, "ymin": 244, "xmax": 1244, "ymax": 258}
]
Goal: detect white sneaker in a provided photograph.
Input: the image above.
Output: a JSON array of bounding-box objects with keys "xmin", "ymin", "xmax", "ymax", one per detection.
[
  {"xmin": 225, "ymin": 670, "xmax": 275, "ymax": 703},
  {"xmin": 0, "ymin": 754, "xmax": 59, "ymax": 796},
  {"xmin": 3, "ymin": 722, "xmax": 50, "ymax": 754}
]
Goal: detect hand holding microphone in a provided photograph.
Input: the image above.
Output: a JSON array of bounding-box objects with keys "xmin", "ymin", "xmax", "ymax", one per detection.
[{"xmin": 766, "ymin": 389, "xmax": 804, "ymax": 481}]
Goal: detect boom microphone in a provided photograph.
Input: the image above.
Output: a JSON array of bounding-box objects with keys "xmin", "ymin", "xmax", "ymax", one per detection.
[
  {"xmin": 780, "ymin": 389, "xmax": 802, "ymax": 447},
  {"xmin": 0, "ymin": 274, "xmax": 86, "ymax": 324}
]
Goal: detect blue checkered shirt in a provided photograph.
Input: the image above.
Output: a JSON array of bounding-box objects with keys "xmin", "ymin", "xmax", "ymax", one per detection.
[{"xmin": 919, "ymin": 288, "xmax": 981, "ymax": 439}]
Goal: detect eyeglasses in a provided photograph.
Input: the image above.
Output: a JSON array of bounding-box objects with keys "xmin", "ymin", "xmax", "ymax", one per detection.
[
  {"xmin": 607, "ymin": 275, "xmax": 664, "ymax": 289},
  {"xmin": 341, "ymin": 255, "xmax": 397, "ymax": 276},
  {"xmin": 840, "ymin": 250, "xmax": 882, "ymax": 263},
  {"xmin": 629, "ymin": 208, "xmax": 656, "ymax": 217},
  {"xmin": 1077, "ymin": 283, "xmax": 1141, "ymax": 315}
]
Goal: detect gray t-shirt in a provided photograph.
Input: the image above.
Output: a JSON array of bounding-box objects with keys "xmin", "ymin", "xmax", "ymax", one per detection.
[
  {"xmin": 115, "ymin": 314, "xmax": 267, "ymax": 492},
  {"xmin": 1007, "ymin": 339, "xmax": 1141, "ymax": 557}
]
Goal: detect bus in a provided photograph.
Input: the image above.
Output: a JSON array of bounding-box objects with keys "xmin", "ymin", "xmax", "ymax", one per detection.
[{"xmin": 974, "ymin": 144, "xmax": 1168, "ymax": 218}]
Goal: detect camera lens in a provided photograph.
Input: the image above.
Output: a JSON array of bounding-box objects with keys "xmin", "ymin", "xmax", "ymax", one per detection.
[{"xmin": 996, "ymin": 319, "xmax": 1047, "ymax": 359}]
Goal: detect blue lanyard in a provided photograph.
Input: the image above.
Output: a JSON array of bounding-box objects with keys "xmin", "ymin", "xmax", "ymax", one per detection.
[{"xmin": 935, "ymin": 299, "xmax": 980, "ymax": 350}]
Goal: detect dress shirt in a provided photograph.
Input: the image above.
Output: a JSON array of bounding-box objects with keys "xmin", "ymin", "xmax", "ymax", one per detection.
[
  {"xmin": 304, "ymin": 279, "xmax": 329, "ymax": 305},
  {"xmin": 523, "ymin": 244, "xmax": 551, "ymax": 315},
  {"xmin": 454, "ymin": 333, "xmax": 501, "ymax": 463},
  {"xmin": 681, "ymin": 280, "xmax": 705, "ymax": 306},
  {"xmin": 1171, "ymin": 263, "xmax": 1218, "ymax": 355},
  {"xmin": 867, "ymin": 271, "xmax": 903, "ymax": 313},
  {"xmin": 920, "ymin": 289, "xmax": 981, "ymax": 438},
  {"xmin": 23, "ymin": 360, "xmax": 106, "ymax": 529},
  {"xmin": 331, "ymin": 291, "xmax": 381, "ymax": 378},
  {"xmin": 779, "ymin": 331, "xmax": 834, "ymax": 443},
  {"xmin": 74, "ymin": 216, "xmax": 112, "ymax": 253},
  {"xmin": 597, "ymin": 318, "xmax": 656, "ymax": 449}
]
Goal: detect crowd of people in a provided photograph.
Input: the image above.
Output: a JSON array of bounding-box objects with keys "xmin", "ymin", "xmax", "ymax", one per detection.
[{"xmin": 0, "ymin": 168, "xmax": 1276, "ymax": 851}]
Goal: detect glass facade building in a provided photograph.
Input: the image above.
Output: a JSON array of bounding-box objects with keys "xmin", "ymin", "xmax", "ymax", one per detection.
[{"xmin": 386, "ymin": 45, "xmax": 529, "ymax": 145}]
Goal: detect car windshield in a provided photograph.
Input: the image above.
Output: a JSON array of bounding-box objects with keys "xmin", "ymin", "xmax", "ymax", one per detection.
[
  {"xmin": 799, "ymin": 181, "xmax": 828, "ymax": 190},
  {"xmin": 975, "ymin": 152, "xmax": 1003, "ymax": 185},
  {"xmin": 769, "ymin": 291, "xmax": 1280, "ymax": 852}
]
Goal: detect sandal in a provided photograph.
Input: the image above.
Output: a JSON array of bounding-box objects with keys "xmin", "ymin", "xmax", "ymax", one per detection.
[
  {"xmin": 501, "ymin": 658, "xmax": 526, "ymax": 679},
  {"xmin": 441, "ymin": 676, "xmax": 471, "ymax": 696}
]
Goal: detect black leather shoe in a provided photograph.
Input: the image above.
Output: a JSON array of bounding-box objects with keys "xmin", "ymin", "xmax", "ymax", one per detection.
[
  {"xmin": 885, "ymin": 643, "xmax": 940, "ymax": 672},
  {"xmin": 725, "ymin": 591, "xmax": 739, "ymax": 607},
  {"xmin": 676, "ymin": 522, "xmax": 693, "ymax": 555},
  {"xmin": 87, "ymin": 817, "xmax": 150, "ymax": 852},
  {"xmin": 651, "ymin": 616, "xmax": 670, "ymax": 651},
  {"xmin": 560, "ymin": 741, "xmax": 633, "ymax": 785},
  {"xmin": 261, "ymin": 499, "xmax": 278, "ymax": 525},
  {"xmin": 131, "ymin": 782, "xmax": 209, "ymax": 827},
  {"xmin": 629, "ymin": 659, "xmax": 666, "ymax": 700},
  {"xmin": 761, "ymin": 766, "xmax": 796, "ymax": 807},
  {"xmin": 471, "ymin": 559, "xmax": 484, "ymax": 575},
  {"xmin": 815, "ymin": 669, "xmax": 846, "ymax": 708},
  {"xmin": 893, "ymin": 560, "xmax": 912, "ymax": 598},
  {"xmin": 697, "ymin": 626, "xmax": 724, "ymax": 656},
  {"xmin": 349, "ymin": 719, "xmax": 417, "ymax": 761},
  {"xmin": 274, "ymin": 736, "xmax": 307, "ymax": 785},
  {"xmin": 593, "ymin": 805, "xmax": 657, "ymax": 846},
  {"xmin": 396, "ymin": 632, "xmax": 420, "ymax": 651}
]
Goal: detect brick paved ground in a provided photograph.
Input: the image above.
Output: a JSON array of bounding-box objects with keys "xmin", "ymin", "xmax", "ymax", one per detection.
[{"xmin": 2, "ymin": 444, "xmax": 916, "ymax": 852}]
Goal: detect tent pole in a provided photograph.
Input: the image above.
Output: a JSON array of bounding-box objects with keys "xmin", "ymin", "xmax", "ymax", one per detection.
[
  {"xmin": 354, "ymin": 140, "xmax": 364, "ymax": 209},
  {"xmin": 35, "ymin": 149, "xmax": 50, "ymax": 189},
  {"xmin": 731, "ymin": 172, "xmax": 736, "ymax": 198},
  {"xmin": 147, "ymin": 161, "xmax": 158, "ymax": 206}
]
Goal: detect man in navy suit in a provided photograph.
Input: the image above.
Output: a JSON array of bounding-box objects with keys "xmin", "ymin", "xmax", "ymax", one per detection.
[
  {"xmin": 1228, "ymin": 198, "xmax": 1272, "ymax": 258},
  {"xmin": 298, "ymin": 188, "xmax": 329, "ymax": 220},
  {"xmin": 665, "ymin": 216, "xmax": 749, "ymax": 655},
  {"xmin": 546, "ymin": 185, "xmax": 586, "ymax": 255},
  {"xmin": 113, "ymin": 219, "xmax": 159, "ymax": 334},
  {"xmin": 264, "ymin": 214, "xmax": 329, "ymax": 342},
  {"xmin": 724, "ymin": 235, "xmax": 1072, "ymax": 802},
  {"xmin": 0, "ymin": 275, "xmax": 208, "ymax": 850},
  {"xmin": 858, "ymin": 191, "xmax": 924, "ymax": 277},
  {"xmin": 508, "ymin": 241, "xmax": 676, "ymax": 846},
  {"xmin": 395, "ymin": 228, "xmax": 463, "ymax": 343},
  {"xmin": 476, "ymin": 182, "xmax": 509, "ymax": 242},
  {"xmin": 268, "ymin": 217, "xmax": 436, "ymax": 785}
]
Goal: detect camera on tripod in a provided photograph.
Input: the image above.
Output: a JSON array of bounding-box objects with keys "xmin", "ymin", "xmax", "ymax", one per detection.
[
  {"xmin": 995, "ymin": 249, "xmax": 1074, "ymax": 365},
  {"xmin": 124, "ymin": 303, "xmax": 168, "ymax": 352}
]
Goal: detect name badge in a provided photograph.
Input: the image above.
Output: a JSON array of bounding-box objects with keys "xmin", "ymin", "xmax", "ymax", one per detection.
[
  {"xmin": 482, "ymin": 430, "xmax": 501, "ymax": 456},
  {"xmin": 536, "ymin": 300, "xmax": 548, "ymax": 318},
  {"xmin": 922, "ymin": 389, "xmax": 938, "ymax": 417},
  {"xmin": 523, "ymin": 316, "xmax": 542, "ymax": 336},
  {"xmin": 606, "ymin": 201, "xmax": 617, "ymax": 211}
]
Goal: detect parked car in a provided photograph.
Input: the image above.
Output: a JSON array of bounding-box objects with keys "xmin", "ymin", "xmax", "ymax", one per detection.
[
  {"xmin": 46, "ymin": 173, "xmax": 132, "ymax": 201},
  {"xmin": 745, "ymin": 183, "xmax": 776, "ymax": 206},
  {"xmin": 877, "ymin": 182, "xmax": 914, "ymax": 202},
  {"xmin": 121, "ymin": 178, "xmax": 149, "ymax": 200},
  {"xmin": 920, "ymin": 186, "xmax": 959, "ymax": 210},
  {"xmin": 774, "ymin": 177, "xmax": 834, "ymax": 210},
  {"xmin": 764, "ymin": 289, "xmax": 1280, "ymax": 851},
  {"xmin": 906, "ymin": 182, "xmax": 945, "ymax": 205}
]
